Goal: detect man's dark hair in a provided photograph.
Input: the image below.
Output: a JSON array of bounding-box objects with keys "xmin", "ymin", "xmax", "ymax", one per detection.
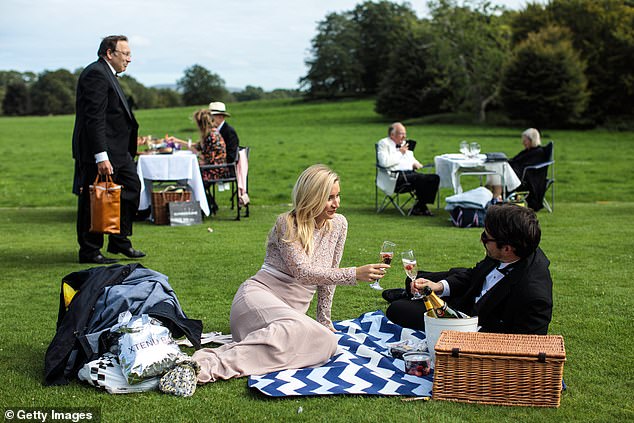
[
  {"xmin": 485, "ymin": 204, "xmax": 541, "ymax": 258},
  {"xmin": 98, "ymin": 35, "xmax": 128, "ymax": 57}
]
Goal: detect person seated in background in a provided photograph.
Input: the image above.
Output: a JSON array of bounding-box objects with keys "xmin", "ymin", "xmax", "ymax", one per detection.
[
  {"xmin": 209, "ymin": 101, "xmax": 240, "ymax": 175},
  {"xmin": 376, "ymin": 122, "xmax": 440, "ymax": 216},
  {"xmin": 192, "ymin": 109, "xmax": 228, "ymax": 182},
  {"xmin": 488, "ymin": 128, "xmax": 546, "ymax": 201},
  {"xmin": 169, "ymin": 109, "xmax": 228, "ymax": 181},
  {"xmin": 383, "ymin": 203, "xmax": 553, "ymax": 335}
]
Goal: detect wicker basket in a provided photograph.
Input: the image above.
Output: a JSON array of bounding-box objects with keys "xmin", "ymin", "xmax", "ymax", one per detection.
[
  {"xmin": 151, "ymin": 188, "xmax": 191, "ymax": 225},
  {"xmin": 432, "ymin": 331, "xmax": 565, "ymax": 408}
]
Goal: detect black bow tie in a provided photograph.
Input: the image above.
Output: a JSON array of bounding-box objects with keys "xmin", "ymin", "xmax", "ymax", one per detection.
[{"xmin": 497, "ymin": 264, "xmax": 514, "ymax": 276}]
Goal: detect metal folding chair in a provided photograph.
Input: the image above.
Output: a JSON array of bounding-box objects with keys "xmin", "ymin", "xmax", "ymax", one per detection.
[{"xmin": 200, "ymin": 146, "xmax": 250, "ymax": 220}]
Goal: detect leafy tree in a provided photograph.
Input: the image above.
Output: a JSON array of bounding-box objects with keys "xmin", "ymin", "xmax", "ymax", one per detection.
[
  {"xmin": 153, "ymin": 88, "xmax": 182, "ymax": 108},
  {"xmin": 0, "ymin": 70, "xmax": 37, "ymax": 87},
  {"xmin": 300, "ymin": 12, "xmax": 364, "ymax": 98},
  {"xmin": 301, "ymin": 1, "xmax": 417, "ymax": 98},
  {"xmin": 234, "ymin": 85, "xmax": 265, "ymax": 102},
  {"xmin": 375, "ymin": 24, "xmax": 453, "ymax": 119},
  {"xmin": 548, "ymin": 0, "xmax": 634, "ymax": 122},
  {"xmin": 350, "ymin": 1, "xmax": 418, "ymax": 94},
  {"xmin": 428, "ymin": 0, "xmax": 512, "ymax": 122},
  {"xmin": 509, "ymin": 2, "xmax": 548, "ymax": 46},
  {"xmin": 510, "ymin": 0, "xmax": 634, "ymax": 123},
  {"xmin": 2, "ymin": 81, "xmax": 30, "ymax": 115},
  {"xmin": 119, "ymin": 75, "xmax": 158, "ymax": 109},
  {"xmin": 0, "ymin": 71, "xmax": 36, "ymax": 115},
  {"xmin": 30, "ymin": 69, "xmax": 76, "ymax": 115},
  {"xmin": 266, "ymin": 89, "xmax": 302, "ymax": 100},
  {"xmin": 500, "ymin": 25, "xmax": 589, "ymax": 128},
  {"xmin": 177, "ymin": 64, "xmax": 229, "ymax": 106}
]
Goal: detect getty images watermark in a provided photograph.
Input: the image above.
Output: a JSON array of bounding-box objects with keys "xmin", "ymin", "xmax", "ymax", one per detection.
[{"xmin": 4, "ymin": 408, "xmax": 100, "ymax": 422}]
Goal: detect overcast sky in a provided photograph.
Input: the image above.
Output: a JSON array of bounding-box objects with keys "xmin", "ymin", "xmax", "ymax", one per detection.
[{"xmin": 1, "ymin": 0, "xmax": 538, "ymax": 90}]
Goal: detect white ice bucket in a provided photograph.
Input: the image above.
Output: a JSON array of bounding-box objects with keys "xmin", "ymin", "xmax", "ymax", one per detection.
[{"xmin": 424, "ymin": 314, "xmax": 479, "ymax": 368}]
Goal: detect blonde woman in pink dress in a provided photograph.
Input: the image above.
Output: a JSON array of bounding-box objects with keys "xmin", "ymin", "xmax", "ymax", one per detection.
[{"xmin": 159, "ymin": 164, "xmax": 389, "ymax": 396}]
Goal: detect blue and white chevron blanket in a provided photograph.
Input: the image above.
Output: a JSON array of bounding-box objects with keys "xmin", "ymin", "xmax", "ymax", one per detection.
[{"xmin": 248, "ymin": 310, "xmax": 433, "ymax": 397}]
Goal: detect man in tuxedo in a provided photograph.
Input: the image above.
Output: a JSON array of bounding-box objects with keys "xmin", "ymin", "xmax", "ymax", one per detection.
[
  {"xmin": 385, "ymin": 204, "xmax": 553, "ymax": 335},
  {"xmin": 72, "ymin": 35, "xmax": 145, "ymax": 264},
  {"xmin": 209, "ymin": 101, "xmax": 239, "ymax": 174},
  {"xmin": 376, "ymin": 122, "xmax": 439, "ymax": 216}
]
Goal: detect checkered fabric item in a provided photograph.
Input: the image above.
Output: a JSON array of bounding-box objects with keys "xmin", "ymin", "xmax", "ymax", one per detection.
[
  {"xmin": 78, "ymin": 353, "xmax": 159, "ymax": 394},
  {"xmin": 248, "ymin": 310, "xmax": 433, "ymax": 397}
]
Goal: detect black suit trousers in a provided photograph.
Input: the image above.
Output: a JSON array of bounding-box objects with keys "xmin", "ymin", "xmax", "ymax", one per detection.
[
  {"xmin": 396, "ymin": 171, "xmax": 440, "ymax": 205},
  {"xmin": 76, "ymin": 156, "xmax": 140, "ymax": 258}
]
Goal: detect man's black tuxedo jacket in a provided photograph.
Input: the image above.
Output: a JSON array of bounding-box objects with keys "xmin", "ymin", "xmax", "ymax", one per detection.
[
  {"xmin": 72, "ymin": 57, "xmax": 138, "ymax": 174},
  {"xmin": 418, "ymin": 248, "xmax": 553, "ymax": 335},
  {"xmin": 219, "ymin": 122, "xmax": 239, "ymax": 165}
]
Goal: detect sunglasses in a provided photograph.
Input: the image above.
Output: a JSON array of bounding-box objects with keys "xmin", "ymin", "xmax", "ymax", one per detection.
[{"xmin": 480, "ymin": 231, "xmax": 496, "ymax": 244}]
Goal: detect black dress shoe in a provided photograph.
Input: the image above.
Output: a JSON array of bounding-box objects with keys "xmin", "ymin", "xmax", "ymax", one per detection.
[
  {"xmin": 107, "ymin": 246, "xmax": 146, "ymax": 258},
  {"xmin": 382, "ymin": 288, "xmax": 409, "ymax": 303},
  {"xmin": 411, "ymin": 205, "xmax": 434, "ymax": 216},
  {"xmin": 79, "ymin": 254, "xmax": 118, "ymax": 264}
]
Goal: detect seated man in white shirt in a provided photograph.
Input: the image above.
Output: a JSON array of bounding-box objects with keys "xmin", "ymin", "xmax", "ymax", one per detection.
[{"xmin": 376, "ymin": 122, "xmax": 440, "ymax": 216}]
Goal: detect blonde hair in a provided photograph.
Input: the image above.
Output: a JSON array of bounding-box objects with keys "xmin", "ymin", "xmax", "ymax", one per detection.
[
  {"xmin": 522, "ymin": 128, "xmax": 541, "ymax": 148},
  {"xmin": 193, "ymin": 109, "xmax": 214, "ymax": 138},
  {"xmin": 280, "ymin": 164, "xmax": 339, "ymax": 256}
]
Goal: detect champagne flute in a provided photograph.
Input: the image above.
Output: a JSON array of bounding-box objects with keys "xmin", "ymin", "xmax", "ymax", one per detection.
[
  {"xmin": 459, "ymin": 140, "xmax": 469, "ymax": 156},
  {"xmin": 401, "ymin": 250, "xmax": 420, "ymax": 299},
  {"xmin": 370, "ymin": 241, "xmax": 396, "ymax": 290}
]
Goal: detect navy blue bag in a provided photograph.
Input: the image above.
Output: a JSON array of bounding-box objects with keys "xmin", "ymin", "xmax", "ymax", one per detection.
[{"xmin": 450, "ymin": 207, "xmax": 486, "ymax": 228}]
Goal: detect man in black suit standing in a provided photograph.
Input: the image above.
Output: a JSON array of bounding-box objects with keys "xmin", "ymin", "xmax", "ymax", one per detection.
[
  {"xmin": 209, "ymin": 101, "xmax": 239, "ymax": 173},
  {"xmin": 72, "ymin": 35, "xmax": 145, "ymax": 264},
  {"xmin": 385, "ymin": 204, "xmax": 553, "ymax": 335}
]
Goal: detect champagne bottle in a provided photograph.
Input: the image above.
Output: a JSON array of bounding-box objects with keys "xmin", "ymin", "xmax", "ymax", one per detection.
[
  {"xmin": 422, "ymin": 286, "xmax": 464, "ymax": 318},
  {"xmin": 422, "ymin": 296, "xmax": 438, "ymax": 318}
]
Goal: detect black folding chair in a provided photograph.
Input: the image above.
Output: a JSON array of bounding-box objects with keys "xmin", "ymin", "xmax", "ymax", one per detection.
[
  {"xmin": 200, "ymin": 146, "xmax": 250, "ymax": 220},
  {"xmin": 521, "ymin": 141, "xmax": 555, "ymax": 212}
]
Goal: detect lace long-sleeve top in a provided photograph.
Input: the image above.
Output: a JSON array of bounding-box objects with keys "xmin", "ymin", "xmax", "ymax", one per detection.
[{"xmin": 257, "ymin": 213, "xmax": 357, "ymax": 328}]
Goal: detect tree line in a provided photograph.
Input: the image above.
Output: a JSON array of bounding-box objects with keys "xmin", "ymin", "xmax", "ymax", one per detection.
[
  {"xmin": 301, "ymin": 0, "xmax": 634, "ymax": 128},
  {"xmin": 3, "ymin": 0, "xmax": 632, "ymax": 128},
  {"xmin": 0, "ymin": 65, "xmax": 300, "ymax": 117}
]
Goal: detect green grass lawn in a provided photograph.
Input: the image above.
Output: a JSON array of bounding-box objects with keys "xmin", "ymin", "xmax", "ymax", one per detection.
[{"xmin": 0, "ymin": 99, "xmax": 633, "ymax": 422}]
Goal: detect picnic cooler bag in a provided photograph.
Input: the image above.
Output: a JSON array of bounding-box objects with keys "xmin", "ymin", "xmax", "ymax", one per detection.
[
  {"xmin": 432, "ymin": 331, "xmax": 566, "ymax": 408},
  {"xmin": 151, "ymin": 186, "xmax": 191, "ymax": 225},
  {"xmin": 89, "ymin": 174, "xmax": 121, "ymax": 234}
]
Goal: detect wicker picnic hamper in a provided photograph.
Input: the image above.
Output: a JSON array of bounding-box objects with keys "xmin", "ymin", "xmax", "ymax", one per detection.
[
  {"xmin": 151, "ymin": 188, "xmax": 191, "ymax": 225},
  {"xmin": 432, "ymin": 331, "xmax": 565, "ymax": 408}
]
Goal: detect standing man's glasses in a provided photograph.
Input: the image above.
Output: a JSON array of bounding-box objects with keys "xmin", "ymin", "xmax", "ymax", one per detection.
[{"xmin": 113, "ymin": 50, "xmax": 132, "ymax": 58}]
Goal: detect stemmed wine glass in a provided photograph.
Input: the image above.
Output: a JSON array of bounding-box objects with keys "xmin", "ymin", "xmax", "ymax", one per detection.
[
  {"xmin": 469, "ymin": 142, "xmax": 481, "ymax": 158},
  {"xmin": 401, "ymin": 250, "xmax": 421, "ymax": 300},
  {"xmin": 459, "ymin": 140, "xmax": 469, "ymax": 156},
  {"xmin": 370, "ymin": 241, "xmax": 396, "ymax": 290}
]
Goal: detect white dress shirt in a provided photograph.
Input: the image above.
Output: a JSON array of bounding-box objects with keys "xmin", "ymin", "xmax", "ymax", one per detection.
[{"xmin": 439, "ymin": 261, "xmax": 516, "ymax": 302}]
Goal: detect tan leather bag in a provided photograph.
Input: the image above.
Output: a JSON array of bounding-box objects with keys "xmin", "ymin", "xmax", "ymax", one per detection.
[{"xmin": 89, "ymin": 174, "xmax": 121, "ymax": 234}]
